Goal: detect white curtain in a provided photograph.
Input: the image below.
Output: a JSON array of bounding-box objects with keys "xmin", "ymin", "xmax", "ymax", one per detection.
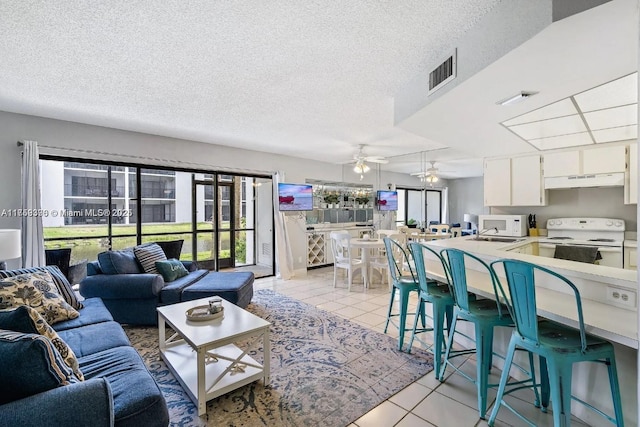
[
  {"xmin": 272, "ymin": 172, "xmax": 294, "ymax": 279},
  {"xmin": 21, "ymin": 140, "xmax": 45, "ymax": 267}
]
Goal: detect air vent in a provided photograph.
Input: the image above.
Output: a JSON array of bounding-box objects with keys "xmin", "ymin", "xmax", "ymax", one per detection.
[
  {"xmin": 428, "ymin": 49, "xmax": 457, "ymax": 95},
  {"xmin": 262, "ymin": 243, "xmax": 271, "ymax": 256}
]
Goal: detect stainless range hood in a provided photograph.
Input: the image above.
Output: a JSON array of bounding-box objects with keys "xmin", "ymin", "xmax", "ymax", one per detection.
[{"xmin": 544, "ymin": 172, "xmax": 625, "ymax": 189}]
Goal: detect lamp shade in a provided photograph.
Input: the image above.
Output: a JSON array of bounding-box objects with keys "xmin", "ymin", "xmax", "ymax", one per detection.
[
  {"xmin": 463, "ymin": 214, "xmax": 478, "ymax": 224},
  {"xmin": 0, "ymin": 229, "xmax": 21, "ymax": 260}
]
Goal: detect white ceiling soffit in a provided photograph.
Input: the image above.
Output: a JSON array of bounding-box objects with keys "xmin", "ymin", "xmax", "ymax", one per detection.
[
  {"xmin": 398, "ymin": 0, "xmax": 638, "ymax": 160},
  {"xmin": 0, "ymin": 0, "xmax": 502, "ymax": 167}
]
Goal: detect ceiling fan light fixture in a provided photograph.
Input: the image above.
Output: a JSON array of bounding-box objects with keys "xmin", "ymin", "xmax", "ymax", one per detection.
[
  {"xmin": 353, "ymin": 162, "xmax": 370, "ymax": 174},
  {"xmin": 353, "ymin": 161, "xmax": 370, "ymax": 181}
]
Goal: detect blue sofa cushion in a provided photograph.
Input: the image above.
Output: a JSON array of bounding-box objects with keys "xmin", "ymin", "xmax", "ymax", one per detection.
[
  {"xmin": 160, "ymin": 269, "xmax": 209, "ymax": 304},
  {"xmin": 0, "ymin": 329, "xmax": 80, "ymax": 404},
  {"xmin": 52, "ymin": 298, "xmax": 114, "ymax": 332},
  {"xmin": 0, "ymin": 265, "xmax": 83, "ymax": 309},
  {"xmin": 87, "ymin": 261, "xmax": 102, "ymax": 276},
  {"xmin": 0, "ymin": 270, "xmax": 79, "ymax": 324},
  {"xmin": 57, "ymin": 320, "xmax": 130, "ymax": 358},
  {"xmin": 181, "ymin": 271, "xmax": 254, "ymax": 308},
  {"xmin": 0, "ymin": 306, "xmax": 84, "ymax": 380},
  {"xmin": 79, "ymin": 346, "xmax": 169, "ymax": 425},
  {"xmin": 98, "ymin": 250, "xmax": 142, "ymax": 275},
  {"xmin": 155, "ymin": 259, "xmax": 189, "ymax": 282},
  {"xmin": 133, "ymin": 243, "xmax": 167, "ymax": 275}
]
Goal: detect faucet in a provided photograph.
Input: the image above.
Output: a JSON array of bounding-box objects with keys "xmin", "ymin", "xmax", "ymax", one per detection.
[{"xmin": 474, "ymin": 227, "xmax": 498, "ymax": 239}]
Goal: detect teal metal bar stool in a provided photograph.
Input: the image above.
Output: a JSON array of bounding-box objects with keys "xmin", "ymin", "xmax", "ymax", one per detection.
[
  {"xmin": 488, "ymin": 259, "xmax": 624, "ymax": 427},
  {"xmin": 439, "ymin": 248, "xmax": 539, "ymax": 419},
  {"xmin": 383, "ymin": 237, "xmax": 422, "ymax": 351},
  {"xmin": 406, "ymin": 242, "xmax": 455, "ymax": 375}
]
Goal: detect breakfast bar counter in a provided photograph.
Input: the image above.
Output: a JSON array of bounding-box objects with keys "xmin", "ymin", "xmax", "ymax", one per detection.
[{"xmin": 421, "ymin": 236, "xmax": 638, "ymax": 426}]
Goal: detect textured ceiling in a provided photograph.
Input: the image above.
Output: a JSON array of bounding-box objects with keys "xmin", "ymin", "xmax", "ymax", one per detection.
[
  {"xmin": 1, "ymin": 1, "xmax": 635, "ymax": 181},
  {"xmin": 0, "ymin": 0, "xmax": 501, "ymax": 175}
]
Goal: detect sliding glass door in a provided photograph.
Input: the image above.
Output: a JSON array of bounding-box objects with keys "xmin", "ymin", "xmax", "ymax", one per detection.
[{"xmin": 41, "ymin": 157, "xmax": 276, "ymax": 278}]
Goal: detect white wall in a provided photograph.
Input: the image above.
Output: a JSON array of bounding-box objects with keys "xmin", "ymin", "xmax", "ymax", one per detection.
[
  {"xmin": 0, "ymin": 110, "xmax": 421, "ymax": 273},
  {"xmin": 494, "ymin": 187, "xmax": 637, "ymax": 231},
  {"xmin": 447, "ymin": 177, "xmax": 489, "ymax": 227}
]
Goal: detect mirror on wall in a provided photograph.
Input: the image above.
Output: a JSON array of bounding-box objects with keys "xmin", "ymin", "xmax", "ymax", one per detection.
[{"xmin": 305, "ymin": 179, "xmax": 374, "ymax": 224}]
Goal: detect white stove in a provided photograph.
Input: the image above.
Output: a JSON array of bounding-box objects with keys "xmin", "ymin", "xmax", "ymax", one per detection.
[{"xmin": 538, "ymin": 218, "xmax": 625, "ymax": 268}]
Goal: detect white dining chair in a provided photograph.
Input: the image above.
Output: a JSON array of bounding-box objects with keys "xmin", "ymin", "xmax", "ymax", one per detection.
[
  {"xmin": 329, "ymin": 231, "xmax": 363, "ymax": 291},
  {"xmin": 370, "ymin": 233, "xmax": 406, "ymax": 290}
]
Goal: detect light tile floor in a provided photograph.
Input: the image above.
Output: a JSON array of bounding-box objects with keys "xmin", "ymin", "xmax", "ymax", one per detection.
[{"xmin": 254, "ymin": 267, "xmax": 594, "ymax": 427}]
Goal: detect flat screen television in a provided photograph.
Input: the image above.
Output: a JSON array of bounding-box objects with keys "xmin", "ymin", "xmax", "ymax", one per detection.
[
  {"xmin": 376, "ymin": 190, "xmax": 398, "ymax": 211},
  {"xmin": 278, "ymin": 183, "xmax": 314, "ymax": 211}
]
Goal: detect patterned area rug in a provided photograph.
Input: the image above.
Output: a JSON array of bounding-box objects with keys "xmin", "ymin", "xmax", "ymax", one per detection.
[{"xmin": 125, "ymin": 289, "xmax": 433, "ymax": 427}]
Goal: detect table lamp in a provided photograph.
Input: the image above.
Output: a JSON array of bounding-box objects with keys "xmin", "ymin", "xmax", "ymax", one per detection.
[
  {"xmin": 0, "ymin": 229, "xmax": 21, "ymax": 270},
  {"xmin": 463, "ymin": 214, "xmax": 478, "ymax": 232}
]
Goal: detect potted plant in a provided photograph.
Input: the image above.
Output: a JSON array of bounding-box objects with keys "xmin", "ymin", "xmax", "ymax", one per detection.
[
  {"xmin": 355, "ymin": 196, "xmax": 369, "ymax": 208},
  {"xmin": 323, "ymin": 193, "xmax": 340, "ymax": 208},
  {"xmin": 407, "ymin": 218, "xmax": 418, "ymax": 228}
]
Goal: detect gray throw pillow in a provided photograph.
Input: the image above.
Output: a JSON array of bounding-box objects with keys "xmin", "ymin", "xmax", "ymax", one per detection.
[{"xmin": 133, "ymin": 243, "xmax": 167, "ymax": 275}]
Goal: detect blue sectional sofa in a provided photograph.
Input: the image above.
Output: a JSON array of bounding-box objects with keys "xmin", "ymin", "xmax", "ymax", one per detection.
[
  {"xmin": 0, "ymin": 297, "xmax": 169, "ymax": 426},
  {"xmin": 80, "ymin": 247, "xmax": 254, "ymax": 325}
]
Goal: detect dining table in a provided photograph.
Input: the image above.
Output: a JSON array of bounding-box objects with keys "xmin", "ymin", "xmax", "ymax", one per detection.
[{"xmin": 350, "ymin": 237, "xmax": 385, "ymax": 288}]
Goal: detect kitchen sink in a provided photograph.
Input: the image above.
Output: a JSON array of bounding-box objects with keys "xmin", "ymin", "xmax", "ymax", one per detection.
[{"xmin": 472, "ymin": 236, "xmax": 525, "ymax": 243}]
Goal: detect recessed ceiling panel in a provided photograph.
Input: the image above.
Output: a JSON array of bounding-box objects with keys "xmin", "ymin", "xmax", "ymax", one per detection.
[
  {"xmin": 574, "ymin": 73, "xmax": 638, "ymax": 112},
  {"xmin": 528, "ymin": 132, "xmax": 593, "ymax": 150},
  {"xmin": 502, "ymin": 98, "xmax": 578, "ymax": 126},
  {"xmin": 592, "ymin": 125, "xmax": 638, "ymax": 143},
  {"xmin": 508, "ymin": 115, "xmax": 587, "ymax": 140},
  {"xmin": 583, "ymin": 104, "xmax": 638, "ymax": 130}
]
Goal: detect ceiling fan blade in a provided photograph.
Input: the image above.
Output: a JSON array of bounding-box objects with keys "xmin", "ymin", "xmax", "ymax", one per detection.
[{"xmin": 365, "ymin": 157, "xmax": 388, "ymax": 164}]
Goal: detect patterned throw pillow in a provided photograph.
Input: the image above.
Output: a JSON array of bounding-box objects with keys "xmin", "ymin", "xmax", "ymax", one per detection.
[
  {"xmin": 0, "ymin": 271, "xmax": 79, "ymax": 325},
  {"xmin": 0, "ymin": 306, "xmax": 83, "ymax": 381},
  {"xmin": 133, "ymin": 243, "xmax": 167, "ymax": 275},
  {"xmin": 155, "ymin": 259, "xmax": 189, "ymax": 282},
  {"xmin": 0, "ymin": 266, "xmax": 83, "ymax": 310},
  {"xmin": 0, "ymin": 329, "xmax": 80, "ymax": 404}
]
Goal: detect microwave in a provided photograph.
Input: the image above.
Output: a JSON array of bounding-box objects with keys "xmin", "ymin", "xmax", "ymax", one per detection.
[{"xmin": 478, "ymin": 215, "xmax": 528, "ymax": 237}]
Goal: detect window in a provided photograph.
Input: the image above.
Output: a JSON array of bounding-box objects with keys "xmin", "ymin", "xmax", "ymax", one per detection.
[
  {"xmin": 40, "ymin": 158, "xmax": 275, "ymax": 277},
  {"xmin": 396, "ymin": 188, "xmax": 442, "ymax": 227}
]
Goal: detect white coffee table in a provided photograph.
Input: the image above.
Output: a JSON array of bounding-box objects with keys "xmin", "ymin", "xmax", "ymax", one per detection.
[{"xmin": 157, "ymin": 297, "xmax": 270, "ymax": 416}]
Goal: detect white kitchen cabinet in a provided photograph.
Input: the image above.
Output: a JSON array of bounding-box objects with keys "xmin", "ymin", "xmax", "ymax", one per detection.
[
  {"xmin": 484, "ymin": 158, "xmax": 511, "ymax": 206},
  {"xmin": 626, "ymin": 143, "xmax": 637, "ymax": 204},
  {"xmin": 508, "ymin": 242, "xmax": 537, "ymax": 255},
  {"xmin": 543, "ymin": 151, "xmax": 580, "ymax": 177},
  {"xmin": 484, "ymin": 156, "xmax": 546, "ymax": 207},
  {"xmin": 582, "ymin": 145, "xmax": 626, "ymax": 174},
  {"xmin": 511, "ymin": 155, "xmax": 546, "ymax": 206},
  {"xmin": 624, "ymin": 241, "xmax": 636, "ymax": 270},
  {"xmin": 544, "ymin": 145, "xmax": 626, "ymax": 178}
]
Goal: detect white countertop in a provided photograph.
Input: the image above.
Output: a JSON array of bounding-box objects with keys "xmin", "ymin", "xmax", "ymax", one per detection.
[
  {"xmin": 429, "ymin": 236, "xmax": 636, "ymax": 287},
  {"xmin": 422, "ymin": 236, "xmax": 638, "ymax": 349},
  {"xmin": 625, "ymin": 240, "xmax": 637, "ymax": 248}
]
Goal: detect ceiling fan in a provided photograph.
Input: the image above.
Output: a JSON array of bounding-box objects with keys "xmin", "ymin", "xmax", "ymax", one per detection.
[
  {"xmin": 349, "ymin": 145, "xmax": 388, "ymax": 180},
  {"xmin": 411, "ymin": 161, "xmax": 440, "ymax": 184}
]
